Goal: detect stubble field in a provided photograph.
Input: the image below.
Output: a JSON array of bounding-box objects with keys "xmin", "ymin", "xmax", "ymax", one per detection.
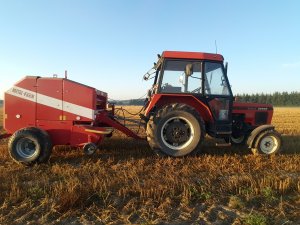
[{"xmin": 0, "ymin": 107, "xmax": 299, "ymax": 224}]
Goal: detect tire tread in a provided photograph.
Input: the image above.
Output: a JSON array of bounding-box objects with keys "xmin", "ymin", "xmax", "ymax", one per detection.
[{"xmin": 146, "ymin": 103, "xmax": 205, "ymax": 157}]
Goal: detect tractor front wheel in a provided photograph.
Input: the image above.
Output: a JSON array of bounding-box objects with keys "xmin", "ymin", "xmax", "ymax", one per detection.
[
  {"xmin": 252, "ymin": 130, "xmax": 282, "ymax": 155},
  {"xmin": 146, "ymin": 103, "xmax": 205, "ymax": 157}
]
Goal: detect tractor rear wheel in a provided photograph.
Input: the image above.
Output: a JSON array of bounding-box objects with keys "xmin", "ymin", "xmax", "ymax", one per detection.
[
  {"xmin": 8, "ymin": 127, "xmax": 52, "ymax": 165},
  {"xmin": 146, "ymin": 103, "xmax": 205, "ymax": 157}
]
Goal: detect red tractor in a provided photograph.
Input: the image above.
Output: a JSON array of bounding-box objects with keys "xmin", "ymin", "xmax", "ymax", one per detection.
[
  {"xmin": 0, "ymin": 51, "xmax": 282, "ymax": 165},
  {"xmin": 142, "ymin": 51, "xmax": 281, "ymax": 156}
]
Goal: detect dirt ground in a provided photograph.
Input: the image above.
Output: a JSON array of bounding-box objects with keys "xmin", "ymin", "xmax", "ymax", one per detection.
[{"xmin": 0, "ymin": 107, "xmax": 299, "ymax": 224}]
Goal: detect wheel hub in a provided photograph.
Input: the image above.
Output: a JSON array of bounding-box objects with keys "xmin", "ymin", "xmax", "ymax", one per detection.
[
  {"xmin": 260, "ymin": 136, "xmax": 278, "ymax": 154},
  {"xmin": 161, "ymin": 117, "xmax": 193, "ymax": 150},
  {"xmin": 16, "ymin": 138, "xmax": 38, "ymax": 159},
  {"xmin": 264, "ymin": 141, "xmax": 271, "ymax": 148},
  {"xmin": 165, "ymin": 121, "xmax": 189, "ymax": 144}
]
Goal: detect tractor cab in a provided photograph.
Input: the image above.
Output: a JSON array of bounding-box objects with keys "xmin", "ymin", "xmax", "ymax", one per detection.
[{"xmin": 144, "ymin": 51, "xmax": 233, "ymax": 140}]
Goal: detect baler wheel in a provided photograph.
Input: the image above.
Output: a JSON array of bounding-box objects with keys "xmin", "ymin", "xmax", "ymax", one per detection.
[
  {"xmin": 146, "ymin": 103, "xmax": 205, "ymax": 157},
  {"xmin": 83, "ymin": 143, "xmax": 98, "ymax": 155},
  {"xmin": 27, "ymin": 127, "xmax": 52, "ymax": 163},
  {"xmin": 8, "ymin": 127, "xmax": 52, "ymax": 165}
]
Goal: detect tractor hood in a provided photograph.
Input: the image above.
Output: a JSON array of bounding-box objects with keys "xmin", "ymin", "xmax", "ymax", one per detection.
[{"xmin": 233, "ymin": 102, "xmax": 273, "ymax": 111}]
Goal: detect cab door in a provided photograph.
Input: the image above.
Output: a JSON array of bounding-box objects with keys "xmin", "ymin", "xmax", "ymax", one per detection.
[{"xmin": 203, "ymin": 62, "xmax": 233, "ymax": 137}]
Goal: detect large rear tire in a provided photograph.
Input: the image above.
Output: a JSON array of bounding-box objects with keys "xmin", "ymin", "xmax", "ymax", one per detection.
[
  {"xmin": 146, "ymin": 103, "xmax": 205, "ymax": 157},
  {"xmin": 8, "ymin": 127, "xmax": 52, "ymax": 165}
]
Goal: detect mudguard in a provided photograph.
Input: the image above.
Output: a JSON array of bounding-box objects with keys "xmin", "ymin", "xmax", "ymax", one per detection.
[{"xmin": 247, "ymin": 125, "xmax": 275, "ymax": 148}]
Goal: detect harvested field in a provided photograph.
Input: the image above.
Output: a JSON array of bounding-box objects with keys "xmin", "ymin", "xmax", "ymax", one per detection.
[{"xmin": 0, "ymin": 106, "xmax": 299, "ymax": 224}]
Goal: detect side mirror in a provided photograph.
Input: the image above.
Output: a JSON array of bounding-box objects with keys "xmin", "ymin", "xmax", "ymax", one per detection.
[
  {"xmin": 143, "ymin": 73, "xmax": 149, "ymax": 80},
  {"xmin": 185, "ymin": 64, "xmax": 193, "ymax": 76}
]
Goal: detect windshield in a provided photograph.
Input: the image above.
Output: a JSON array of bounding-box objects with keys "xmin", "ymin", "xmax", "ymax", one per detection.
[
  {"xmin": 204, "ymin": 62, "xmax": 230, "ymax": 96},
  {"xmin": 160, "ymin": 60, "xmax": 202, "ymax": 94}
]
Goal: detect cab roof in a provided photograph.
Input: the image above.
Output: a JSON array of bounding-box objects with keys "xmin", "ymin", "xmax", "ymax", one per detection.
[{"xmin": 162, "ymin": 51, "xmax": 224, "ymax": 62}]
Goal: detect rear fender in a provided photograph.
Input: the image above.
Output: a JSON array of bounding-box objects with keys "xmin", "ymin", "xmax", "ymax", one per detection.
[
  {"xmin": 145, "ymin": 94, "xmax": 213, "ymax": 123},
  {"xmin": 247, "ymin": 125, "xmax": 275, "ymax": 148}
]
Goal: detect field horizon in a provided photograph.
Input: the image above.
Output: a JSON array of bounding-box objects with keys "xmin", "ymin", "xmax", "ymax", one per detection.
[{"xmin": 0, "ymin": 106, "xmax": 299, "ymax": 224}]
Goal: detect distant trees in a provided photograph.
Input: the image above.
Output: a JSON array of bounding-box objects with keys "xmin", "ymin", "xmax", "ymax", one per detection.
[
  {"xmin": 124, "ymin": 92, "xmax": 300, "ymax": 106},
  {"xmin": 1, "ymin": 92, "xmax": 299, "ymax": 107},
  {"xmin": 110, "ymin": 99, "xmax": 145, "ymax": 106},
  {"xmin": 110, "ymin": 92, "xmax": 300, "ymax": 106},
  {"xmin": 128, "ymin": 99, "xmax": 145, "ymax": 106},
  {"xmin": 236, "ymin": 92, "xmax": 300, "ymax": 106}
]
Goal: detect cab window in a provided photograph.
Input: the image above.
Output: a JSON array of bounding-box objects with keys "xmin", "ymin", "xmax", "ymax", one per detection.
[
  {"xmin": 204, "ymin": 62, "xmax": 230, "ymax": 96},
  {"xmin": 160, "ymin": 60, "xmax": 202, "ymax": 94}
]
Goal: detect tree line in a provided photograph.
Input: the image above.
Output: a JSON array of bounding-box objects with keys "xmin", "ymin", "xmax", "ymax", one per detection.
[
  {"xmin": 1, "ymin": 92, "xmax": 299, "ymax": 106},
  {"xmin": 117, "ymin": 92, "xmax": 300, "ymax": 106},
  {"xmin": 236, "ymin": 92, "xmax": 300, "ymax": 106}
]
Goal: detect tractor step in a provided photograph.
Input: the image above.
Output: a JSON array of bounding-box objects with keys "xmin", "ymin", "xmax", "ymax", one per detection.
[{"xmin": 216, "ymin": 142, "xmax": 232, "ymax": 147}]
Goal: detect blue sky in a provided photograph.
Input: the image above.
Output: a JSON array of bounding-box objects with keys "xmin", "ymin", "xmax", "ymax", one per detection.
[{"xmin": 0, "ymin": 1, "xmax": 299, "ymax": 100}]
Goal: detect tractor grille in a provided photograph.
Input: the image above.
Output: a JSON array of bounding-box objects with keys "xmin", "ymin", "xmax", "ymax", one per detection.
[{"xmin": 255, "ymin": 112, "xmax": 268, "ymax": 125}]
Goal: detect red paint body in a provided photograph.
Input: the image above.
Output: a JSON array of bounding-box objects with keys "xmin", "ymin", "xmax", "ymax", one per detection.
[
  {"xmin": 3, "ymin": 76, "xmax": 116, "ymax": 147},
  {"xmin": 1, "ymin": 51, "xmax": 275, "ymax": 151},
  {"xmin": 162, "ymin": 51, "xmax": 224, "ymax": 62},
  {"xmin": 144, "ymin": 94, "xmax": 214, "ymax": 122},
  {"xmin": 143, "ymin": 50, "xmax": 274, "ymax": 139},
  {"xmin": 144, "ymin": 95, "xmax": 273, "ymax": 128},
  {"xmin": 232, "ymin": 102, "xmax": 273, "ymax": 126}
]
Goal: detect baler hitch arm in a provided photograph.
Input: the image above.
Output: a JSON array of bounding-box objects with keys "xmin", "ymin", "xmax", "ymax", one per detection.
[{"xmin": 96, "ymin": 112, "xmax": 145, "ymax": 140}]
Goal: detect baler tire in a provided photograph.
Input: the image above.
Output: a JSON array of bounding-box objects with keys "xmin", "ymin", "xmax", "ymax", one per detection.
[
  {"xmin": 83, "ymin": 142, "xmax": 98, "ymax": 155},
  {"xmin": 8, "ymin": 128, "xmax": 43, "ymax": 165},
  {"xmin": 27, "ymin": 127, "xmax": 52, "ymax": 163},
  {"xmin": 252, "ymin": 130, "xmax": 282, "ymax": 155},
  {"xmin": 146, "ymin": 103, "xmax": 205, "ymax": 157}
]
